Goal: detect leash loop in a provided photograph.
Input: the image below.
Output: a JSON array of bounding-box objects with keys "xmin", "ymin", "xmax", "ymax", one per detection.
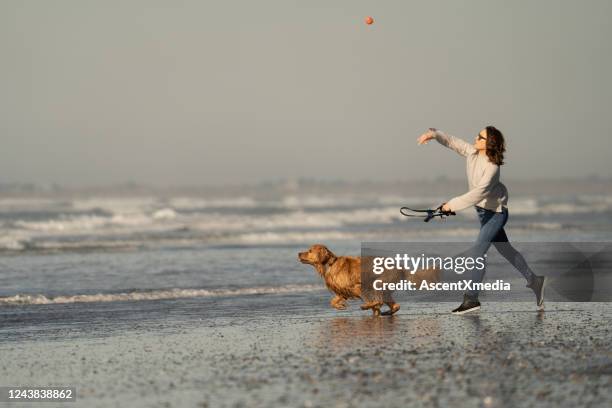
[{"xmin": 400, "ymin": 205, "xmax": 456, "ymax": 222}]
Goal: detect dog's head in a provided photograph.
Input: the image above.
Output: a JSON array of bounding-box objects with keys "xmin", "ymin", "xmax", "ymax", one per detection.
[{"xmin": 298, "ymin": 244, "xmax": 335, "ymax": 268}]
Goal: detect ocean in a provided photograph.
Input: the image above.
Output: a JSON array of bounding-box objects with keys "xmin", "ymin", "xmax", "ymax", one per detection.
[{"xmin": 1, "ymin": 179, "xmax": 611, "ymax": 342}]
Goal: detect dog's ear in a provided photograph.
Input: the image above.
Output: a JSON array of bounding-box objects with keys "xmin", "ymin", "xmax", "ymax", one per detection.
[
  {"xmin": 315, "ymin": 245, "xmax": 328, "ymax": 263},
  {"xmin": 320, "ymin": 246, "xmax": 337, "ymax": 266}
]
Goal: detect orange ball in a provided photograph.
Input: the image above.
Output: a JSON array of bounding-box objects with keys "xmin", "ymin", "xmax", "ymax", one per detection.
[{"xmin": 365, "ymin": 16, "xmax": 374, "ymax": 25}]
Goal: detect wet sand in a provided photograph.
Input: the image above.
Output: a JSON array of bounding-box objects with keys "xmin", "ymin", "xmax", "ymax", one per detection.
[{"xmin": 1, "ymin": 301, "xmax": 611, "ymax": 408}]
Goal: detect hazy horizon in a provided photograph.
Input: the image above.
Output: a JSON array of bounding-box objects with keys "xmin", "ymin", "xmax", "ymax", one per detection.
[
  {"xmin": 1, "ymin": 0, "xmax": 611, "ymax": 187},
  {"xmin": 2, "ymin": 174, "xmax": 612, "ymax": 189},
  {"xmin": 2, "ymin": 176, "xmax": 611, "ymax": 200}
]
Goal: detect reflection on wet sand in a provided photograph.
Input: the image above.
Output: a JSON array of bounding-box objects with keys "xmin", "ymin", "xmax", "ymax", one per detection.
[
  {"xmin": 313, "ymin": 316, "xmax": 398, "ymax": 351},
  {"xmin": 312, "ymin": 305, "xmax": 550, "ymax": 351},
  {"xmin": 313, "ymin": 313, "xmax": 447, "ymax": 351}
]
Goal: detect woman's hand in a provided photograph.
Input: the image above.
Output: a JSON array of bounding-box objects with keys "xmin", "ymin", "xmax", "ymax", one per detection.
[
  {"xmin": 441, "ymin": 203, "xmax": 452, "ymax": 212},
  {"xmin": 417, "ymin": 128, "xmax": 437, "ymax": 145}
]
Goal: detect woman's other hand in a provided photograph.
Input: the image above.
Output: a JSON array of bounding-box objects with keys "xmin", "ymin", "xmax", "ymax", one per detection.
[
  {"xmin": 417, "ymin": 128, "xmax": 437, "ymax": 145},
  {"xmin": 441, "ymin": 203, "xmax": 452, "ymax": 212}
]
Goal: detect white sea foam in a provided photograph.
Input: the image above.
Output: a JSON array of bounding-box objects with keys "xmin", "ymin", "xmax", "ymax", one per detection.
[
  {"xmin": 0, "ymin": 194, "xmax": 609, "ymax": 251},
  {"xmin": 510, "ymin": 197, "xmax": 612, "ymax": 215},
  {"xmin": 524, "ymin": 222, "xmax": 564, "ymax": 230},
  {"xmin": 15, "ymin": 216, "xmax": 109, "ymax": 232},
  {"xmin": 0, "ymin": 284, "xmax": 324, "ymax": 305},
  {"xmin": 0, "ymin": 234, "xmax": 29, "ymax": 250},
  {"xmin": 71, "ymin": 197, "xmax": 158, "ymax": 213},
  {"xmin": 0, "ymin": 219, "xmax": 581, "ymax": 252},
  {"xmin": 169, "ymin": 197, "xmax": 257, "ymax": 209},
  {"xmin": 189, "ymin": 206, "xmax": 403, "ymax": 232},
  {"xmin": 281, "ymin": 195, "xmax": 349, "ymax": 208},
  {"xmin": 14, "ymin": 213, "xmax": 154, "ymax": 233},
  {"xmin": 0, "ymin": 198, "xmax": 66, "ymax": 210},
  {"xmin": 375, "ymin": 195, "xmax": 446, "ymax": 206},
  {"xmin": 235, "ymin": 231, "xmax": 358, "ymax": 244},
  {"xmin": 152, "ymin": 208, "xmax": 178, "ymax": 220}
]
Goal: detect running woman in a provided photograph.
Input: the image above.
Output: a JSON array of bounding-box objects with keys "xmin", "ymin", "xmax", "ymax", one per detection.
[{"xmin": 417, "ymin": 127, "xmax": 546, "ymax": 314}]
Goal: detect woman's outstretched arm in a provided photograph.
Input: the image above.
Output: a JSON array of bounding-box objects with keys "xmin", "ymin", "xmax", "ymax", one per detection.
[{"xmin": 417, "ymin": 128, "xmax": 476, "ymax": 157}]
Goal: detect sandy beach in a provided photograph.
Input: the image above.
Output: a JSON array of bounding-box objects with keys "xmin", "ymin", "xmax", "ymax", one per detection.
[
  {"xmin": 1, "ymin": 293, "xmax": 610, "ymax": 408},
  {"xmin": 2, "ymin": 0, "xmax": 612, "ymax": 406},
  {"xmin": 0, "ymin": 190, "xmax": 611, "ymax": 407}
]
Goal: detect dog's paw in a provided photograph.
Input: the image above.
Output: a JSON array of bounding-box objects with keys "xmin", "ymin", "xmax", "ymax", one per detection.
[
  {"xmin": 333, "ymin": 303, "xmax": 347, "ymax": 310},
  {"xmin": 360, "ymin": 301, "xmax": 383, "ymax": 310},
  {"xmin": 381, "ymin": 303, "xmax": 400, "ymax": 316}
]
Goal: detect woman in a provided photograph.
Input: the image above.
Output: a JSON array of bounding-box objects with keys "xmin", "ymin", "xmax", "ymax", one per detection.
[{"xmin": 417, "ymin": 126, "xmax": 546, "ymax": 314}]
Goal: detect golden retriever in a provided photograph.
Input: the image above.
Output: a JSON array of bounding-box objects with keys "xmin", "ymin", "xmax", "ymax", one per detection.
[{"xmin": 298, "ymin": 244, "xmax": 439, "ymax": 316}]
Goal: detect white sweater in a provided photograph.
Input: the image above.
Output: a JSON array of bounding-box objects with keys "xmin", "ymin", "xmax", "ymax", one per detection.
[{"xmin": 434, "ymin": 130, "xmax": 508, "ymax": 213}]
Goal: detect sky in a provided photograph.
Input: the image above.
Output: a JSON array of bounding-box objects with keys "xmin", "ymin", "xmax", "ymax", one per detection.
[{"xmin": 1, "ymin": 0, "xmax": 611, "ymax": 187}]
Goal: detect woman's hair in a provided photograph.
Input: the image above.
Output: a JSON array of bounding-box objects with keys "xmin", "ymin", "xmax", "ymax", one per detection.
[{"xmin": 485, "ymin": 125, "xmax": 505, "ymax": 165}]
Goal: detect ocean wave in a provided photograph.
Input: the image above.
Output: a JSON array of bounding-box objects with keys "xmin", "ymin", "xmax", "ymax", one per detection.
[
  {"xmin": 0, "ymin": 205, "xmax": 435, "ymax": 249},
  {"xmin": 0, "ymin": 284, "xmax": 324, "ymax": 306},
  {"xmin": 0, "ymin": 198, "xmax": 68, "ymax": 211},
  {"xmin": 171, "ymin": 195, "xmax": 442, "ymax": 211},
  {"xmin": 169, "ymin": 196, "xmax": 258, "ymax": 210},
  {"xmin": 0, "ymin": 233, "xmax": 30, "ymax": 250},
  {"xmin": 523, "ymin": 222, "xmax": 564, "ymax": 230},
  {"xmin": 152, "ymin": 208, "xmax": 177, "ymax": 220},
  {"xmin": 14, "ymin": 215, "xmax": 109, "ymax": 232},
  {"xmin": 376, "ymin": 195, "xmax": 446, "ymax": 206},
  {"xmin": 510, "ymin": 197, "xmax": 612, "ymax": 215},
  {"xmin": 13, "ymin": 214, "xmax": 155, "ymax": 233},
  {"xmin": 71, "ymin": 197, "xmax": 158, "ymax": 213},
  {"xmin": 189, "ymin": 206, "xmax": 403, "ymax": 232},
  {"xmin": 0, "ymin": 193, "xmax": 609, "ymax": 252},
  {"xmin": 0, "ymin": 235, "xmax": 214, "ymax": 252},
  {"xmin": 235, "ymin": 231, "xmax": 360, "ymax": 244},
  {"xmin": 0, "ymin": 223, "xmax": 584, "ymax": 252},
  {"xmin": 281, "ymin": 195, "xmax": 366, "ymax": 209},
  {"xmin": 3, "ymin": 194, "xmax": 612, "ymax": 217}
]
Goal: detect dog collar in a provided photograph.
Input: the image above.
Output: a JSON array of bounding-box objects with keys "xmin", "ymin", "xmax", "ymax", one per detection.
[{"xmin": 325, "ymin": 256, "xmax": 337, "ymax": 267}]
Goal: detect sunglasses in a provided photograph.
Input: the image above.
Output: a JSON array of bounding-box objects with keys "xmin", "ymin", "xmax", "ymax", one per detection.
[{"xmin": 477, "ymin": 134, "xmax": 487, "ymax": 141}]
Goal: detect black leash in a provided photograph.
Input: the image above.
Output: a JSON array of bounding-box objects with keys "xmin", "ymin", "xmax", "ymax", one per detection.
[{"xmin": 400, "ymin": 205, "xmax": 456, "ymax": 222}]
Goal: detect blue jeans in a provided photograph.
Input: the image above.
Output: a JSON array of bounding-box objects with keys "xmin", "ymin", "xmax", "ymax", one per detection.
[{"xmin": 466, "ymin": 206, "xmax": 535, "ymax": 300}]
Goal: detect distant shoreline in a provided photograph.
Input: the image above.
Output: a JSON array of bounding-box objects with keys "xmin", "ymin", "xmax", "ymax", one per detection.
[{"xmin": 1, "ymin": 177, "xmax": 611, "ymax": 198}]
